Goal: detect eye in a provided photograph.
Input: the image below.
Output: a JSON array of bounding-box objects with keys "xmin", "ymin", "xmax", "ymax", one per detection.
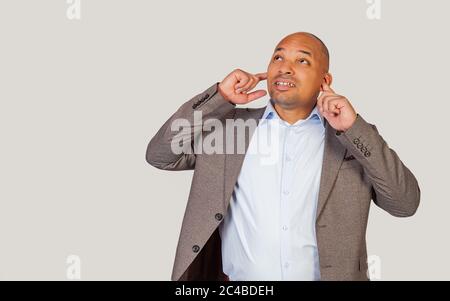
[
  {"xmin": 299, "ymin": 58, "xmax": 310, "ymax": 65},
  {"xmin": 273, "ymin": 55, "xmax": 282, "ymax": 61}
]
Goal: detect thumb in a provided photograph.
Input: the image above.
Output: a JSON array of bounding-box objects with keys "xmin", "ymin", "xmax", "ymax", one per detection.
[{"xmin": 246, "ymin": 89, "xmax": 267, "ymax": 102}]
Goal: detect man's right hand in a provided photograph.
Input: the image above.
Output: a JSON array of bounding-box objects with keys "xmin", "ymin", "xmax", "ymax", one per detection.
[{"xmin": 218, "ymin": 69, "xmax": 267, "ymax": 105}]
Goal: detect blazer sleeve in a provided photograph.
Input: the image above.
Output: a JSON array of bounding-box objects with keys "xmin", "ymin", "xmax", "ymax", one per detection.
[
  {"xmin": 145, "ymin": 82, "xmax": 236, "ymax": 171},
  {"xmin": 335, "ymin": 114, "xmax": 421, "ymax": 217}
]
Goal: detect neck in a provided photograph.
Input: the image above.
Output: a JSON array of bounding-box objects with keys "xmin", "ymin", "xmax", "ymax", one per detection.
[{"xmin": 272, "ymin": 102, "xmax": 316, "ymax": 125}]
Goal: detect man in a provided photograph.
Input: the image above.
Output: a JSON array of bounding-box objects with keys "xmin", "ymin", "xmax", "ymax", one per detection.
[{"xmin": 146, "ymin": 32, "xmax": 420, "ymax": 281}]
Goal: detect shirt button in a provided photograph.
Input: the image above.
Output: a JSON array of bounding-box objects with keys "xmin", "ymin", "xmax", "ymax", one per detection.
[
  {"xmin": 282, "ymin": 225, "xmax": 288, "ymax": 231},
  {"xmin": 192, "ymin": 245, "xmax": 200, "ymax": 253}
]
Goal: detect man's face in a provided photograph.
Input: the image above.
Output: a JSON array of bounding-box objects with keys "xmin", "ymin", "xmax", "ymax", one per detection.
[{"xmin": 267, "ymin": 34, "xmax": 329, "ymax": 108}]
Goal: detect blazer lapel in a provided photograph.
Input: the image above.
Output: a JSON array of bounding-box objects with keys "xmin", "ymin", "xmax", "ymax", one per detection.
[{"xmin": 316, "ymin": 120, "xmax": 347, "ymax": 219}]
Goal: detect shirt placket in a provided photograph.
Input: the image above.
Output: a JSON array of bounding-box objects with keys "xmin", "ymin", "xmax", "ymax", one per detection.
[{"xmin": 280, "ymin": 125, "xmax": 295, "ymax": 279}]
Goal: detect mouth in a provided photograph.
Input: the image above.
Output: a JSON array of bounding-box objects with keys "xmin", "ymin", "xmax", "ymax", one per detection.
[{"xmin": 273, "ymin": 79, "xmax": 296, "ymax": 91}]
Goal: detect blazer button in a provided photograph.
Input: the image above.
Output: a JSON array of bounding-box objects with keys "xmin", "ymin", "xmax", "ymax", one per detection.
[
  {"xmin": 353, "ymin": 138, "xmax": 360, "ymax": 144},
  {"xmin": 192, "ymin": 245, "xmax": 200, "ymax": 253},
  {"xmin": 215, "ymin": 213, "xmax": 223, "ymax": 221}
]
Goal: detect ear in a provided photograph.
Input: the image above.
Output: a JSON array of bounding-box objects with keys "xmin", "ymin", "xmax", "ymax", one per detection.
[{"xmin": 320, "ymin": 73, "xmax": 333, "ymax": 91}]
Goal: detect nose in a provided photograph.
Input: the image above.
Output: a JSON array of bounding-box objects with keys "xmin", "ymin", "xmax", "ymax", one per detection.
[{"xmin": 278, "ymin": 61, "xmax": 295, "ymax": 76}]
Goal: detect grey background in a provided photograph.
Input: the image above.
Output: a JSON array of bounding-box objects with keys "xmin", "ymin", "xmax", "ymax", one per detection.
[{"xmin": 0, "ymin": 0, "xmax": 448, "ymax": 280}]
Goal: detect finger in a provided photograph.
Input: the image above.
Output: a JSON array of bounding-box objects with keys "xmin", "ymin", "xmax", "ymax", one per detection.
[
  {"xmin": 327, "ymin": 98, "xmax": 342, "ymax": 114},
  {"xmin": 321, "ymin": 95, "xmax": 334, "ymax": 113},
  {"xmin": 319, "ymin": 91, "xmax": 336, "ymax": 97},
  {"xmin": 324, "ymin": 96, "xmax": 342, "ymax": 114},
  {"xmin": 317, "ymin": 89, "xmax": 336, "ymax": 99},
  {"xmin": 321, "ymin": 81, "xmax": 335, "ymax": 93},
  {"xmin": 316, "ymin": 95, "xmax": 325, "ymax": 113},
  {"xmin": 254, "ymin": 72, "xmax": 267, "ymax": 81},
  {"xmin": 317, "ymin": 93, "xmax": 332, "ymax": 112},
  {"xmin": 232, "ymin": 69, "xmax": 246, "ymax": 87},
  {"xmin": 235, "ymin": 76, "xmax": 250, "ymax": 89},
  {"xmin": 320, "ymin": 95, "xmax": 331, "ymax": 114},
  {"xmin": 246, "ymin": 89, "xmax": 267, "ymax": 102},
  {"xmin": 324, "ymin": 110, "xmax": 338, "ymax": 118},
  {"xmin": 316, "ymin": 99, "xmax": 322, "ymax": 114},
  {"xmin": 243, "ymin": 74, "xmax": 263, "ymax": 93},
  {"xmin": 239, "ymin": 72, "xmax": 267, "ymax": 93},
  {"xmin": 321, "ymin": 102, "xmax": 338, "ymax": 118},
  {"xmin": 231, "ymin": 93, "xmax": 249, "ymax": 104},
  {"xmin": 235, "ymin": 76, "xmax": 251, "ymax": 92},
  {"xmin": 322, "ymin": 96, "xmax": 335, "ymax": 113},
  {"xmin": 240, "ymin": 76, "xmax": 256, "ymax": 93}
]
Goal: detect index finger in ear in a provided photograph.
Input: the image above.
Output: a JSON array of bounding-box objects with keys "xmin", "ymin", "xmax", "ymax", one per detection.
[
  {"xmin": 255, "ymin": 72, "xmax": 268, "ymax": 81},
  {"xmin": 321, "ymin": 81, "xmax": 335, "ymax": 93}
]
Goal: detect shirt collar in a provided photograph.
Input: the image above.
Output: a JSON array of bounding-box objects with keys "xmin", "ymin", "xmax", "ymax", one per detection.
[
  {"xmin": 261, "ymin": 99, "xmax": 278, "ymax": 120},
  {"xmin": 262, "ymin": 99, "xmax": 325, "ymax": 128}
]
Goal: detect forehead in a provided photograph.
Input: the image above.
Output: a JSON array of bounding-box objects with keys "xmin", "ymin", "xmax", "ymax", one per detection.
[{"xmin": 274, "ymin": 35, "xmax": 321, "ymax": 56}]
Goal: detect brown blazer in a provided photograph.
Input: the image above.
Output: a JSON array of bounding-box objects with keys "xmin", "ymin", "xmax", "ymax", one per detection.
[{"xmin": 146, "ymin": 83, "xmax": 420, "ymax": 281}]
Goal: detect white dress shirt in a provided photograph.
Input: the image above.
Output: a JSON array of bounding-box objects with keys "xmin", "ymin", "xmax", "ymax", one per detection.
[{"xmin": 219, "ymin": 99, "xmax": 326, "ymax": 280}]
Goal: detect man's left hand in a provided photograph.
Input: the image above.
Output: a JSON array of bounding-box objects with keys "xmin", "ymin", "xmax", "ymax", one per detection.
[{"xmin": 317, "ymin": 82, "xmax": 357, "ymax": 132}]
